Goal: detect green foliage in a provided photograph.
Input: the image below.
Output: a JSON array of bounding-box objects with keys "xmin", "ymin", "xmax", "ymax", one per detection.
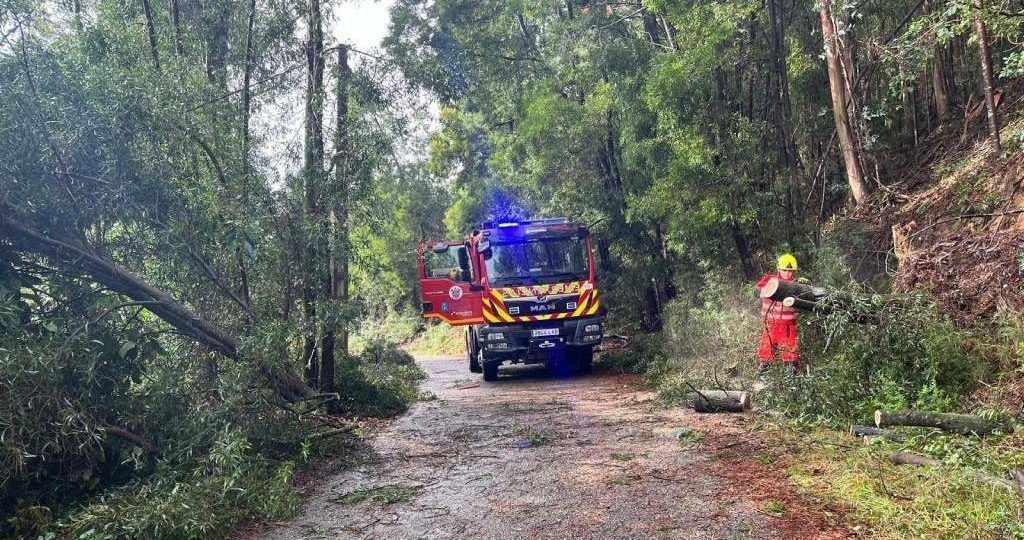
[
  {"xmin": 762, "ymin": 293, "xmax": 985, "ymax": 426},
  {"xmin": 333, "ymin": 342, "xmax": 426, "ymax": 417},
  {"xmin": 57, "ymin": 429, "xmax": 300, "ymax": 540}
]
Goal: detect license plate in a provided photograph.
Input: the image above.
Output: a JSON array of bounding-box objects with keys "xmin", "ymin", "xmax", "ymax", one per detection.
[{"xmin": 531, "ymin": 328, "xmax": 559, "ymax": 337}]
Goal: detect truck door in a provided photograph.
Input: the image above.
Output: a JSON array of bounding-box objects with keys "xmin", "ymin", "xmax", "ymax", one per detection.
[{"xmin": 417, "ymin": 242, "xmax": 484, "ymax": 326}]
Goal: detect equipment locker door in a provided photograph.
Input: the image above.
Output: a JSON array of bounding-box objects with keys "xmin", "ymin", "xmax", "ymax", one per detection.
[{"xmin": 417, "ymin": 242, "xmax": 484, "ymax": 326}]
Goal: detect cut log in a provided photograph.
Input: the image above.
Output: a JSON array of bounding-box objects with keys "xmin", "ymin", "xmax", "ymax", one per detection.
[
  {"xmin": 760, "ymin": 278, "xmax": 827, "ymax": 303},
  {"xmin": 693, "ymin": 390, "xmax": 751, "ymax": 413},
  {"xmin": 890, "ymin": 451, "xmax": 939, "ymax": 467},
  {"xmin": 875, "ymin": 410, "xmax": 1001, "ymax": 436},
  {"xmin": 782, "ymin": 296, "xmax": 821, "ymax": 312},
  {"xmin": 849, "ymin": 425, "xmax": 903, "ymax": 440}
]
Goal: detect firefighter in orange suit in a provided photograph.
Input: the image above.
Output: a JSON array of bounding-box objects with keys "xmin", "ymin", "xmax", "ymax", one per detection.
[{"xmin": 754, "ymin": 254, "xmax": 800, "ymax": 373}]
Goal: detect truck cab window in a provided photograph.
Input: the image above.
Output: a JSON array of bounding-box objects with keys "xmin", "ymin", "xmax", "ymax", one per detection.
[{"xmin": 424, "ymin": 246, "xmax": 472, "ymax": 282}]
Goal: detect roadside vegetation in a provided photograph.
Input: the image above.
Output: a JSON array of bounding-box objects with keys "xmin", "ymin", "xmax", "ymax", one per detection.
[{"xmin": 4, "ymin": 0, "xmax": 1024, "ymax": 537}]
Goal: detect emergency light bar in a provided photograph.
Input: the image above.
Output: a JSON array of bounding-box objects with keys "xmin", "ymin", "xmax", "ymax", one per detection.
[{"xmin": 482, "ymin": 217, "xmax": 569, "ymax": 229}]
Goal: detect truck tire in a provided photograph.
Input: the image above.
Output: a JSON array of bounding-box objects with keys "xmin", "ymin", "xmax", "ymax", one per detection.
[
  {"xmin": 573, "ymin": 346, "xmax": 594, "ymax": 375},
  {"xmin": 482, "ymin": 360, "xmax": 499, "ymax": 381},
  {"xmin": 467, "ymin": 328, "xmax": 481, "ymax": 373}
]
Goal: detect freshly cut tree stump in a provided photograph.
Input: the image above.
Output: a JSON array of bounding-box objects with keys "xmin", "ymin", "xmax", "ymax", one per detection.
[
  {"xmin": 693, "ymin": 390, "xmax": 751, "ymax": 413},
  {"xmin": 875, "ymin": 410, "xmax": 1000, "ymax": 436},
  {"xmin": 760, "ymin": 278, "xmax": 827, "ymax": 303}
]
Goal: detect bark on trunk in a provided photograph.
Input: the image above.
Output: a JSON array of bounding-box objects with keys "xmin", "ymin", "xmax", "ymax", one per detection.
[
  {"xmin": 759, "ymin": 278, "xmax": 827, "ymax": 303},
  {"xmin": 892, "ymin": 452, "xmax": 1022, "ymax": 492},
  {"xmin": 321, "ymin": 46, "xmax": 352, "ymax": 407},
  {"xmin": 0, "ymin": 214, "xmax": 317, "ymax": 403},
  {"xmin": 973, "ymin": 1, "xmax": 1001, "ymax": 152},
  {"xmin": 875, "ymin": 409, "xmax": 1001, "ymax": 436},
  {"xmin": 849, "ymin": 425, "xmax": 904, "ymax": 440},
  {"xmin": 819, "ymin": 0, "xmax": 869, "ymax": 205},
  {"xmin": 169, "ymin": 0, "xmax": 183, "ymax": 56},
  {"xmin": 302, "ymin": 0, "xmax": 326, "ymax": 387},
  {"xmin": 693, "ymin": 390, "xmax": 751, "ymax": 413},
  {"xmin": 932, "ymin": 49, "xmax": 951, "ymax": 122},
  {"xmin": 890, "ymin": 450, "xmax": 939, "ymax": 467},
  {"xmin": 140, "ymin": 0, "xmax": 161, "ymax": 71}
]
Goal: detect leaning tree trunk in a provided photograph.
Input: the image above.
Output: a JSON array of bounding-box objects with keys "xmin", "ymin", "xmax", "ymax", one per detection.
[
  {"xmin": 875, "ymin": 409, "xmax": 1000, "ymax": 436},
  {"xmin": 973, "ymin": 0, "xmax": 1001, "ymax": 152},
  {"xmin": 819, "ymin": 0, "xmax": 869, "ymax": 205},
  {"xmin": 0, "ymin": 213, "xmax": 318, "ymax": 403}
]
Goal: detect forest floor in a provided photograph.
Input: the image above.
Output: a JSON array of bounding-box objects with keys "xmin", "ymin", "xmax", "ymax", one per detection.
[{"xmin": 236, "ymin": 356, "xmax": 851, "ymax": 539}]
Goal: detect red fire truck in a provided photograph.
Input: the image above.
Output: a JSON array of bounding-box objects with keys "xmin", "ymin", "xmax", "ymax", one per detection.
[{"xmin": 417, "ymin": 218, "xmax": 605, "ymax": 381}]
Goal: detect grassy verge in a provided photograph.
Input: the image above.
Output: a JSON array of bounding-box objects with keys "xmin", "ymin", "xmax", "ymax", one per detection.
[
  {"xmin": 762, "ymin": 423, "xmax": 1024, "ymax": 539},
  {"xmin": 405, "ymin": 322, "xmax": 465, "ymax": 356}
]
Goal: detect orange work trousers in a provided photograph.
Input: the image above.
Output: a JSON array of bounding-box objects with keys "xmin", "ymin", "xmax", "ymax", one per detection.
[{"xmin": 757, "ymin": 323, "xmax": 799, "ymax": 364}]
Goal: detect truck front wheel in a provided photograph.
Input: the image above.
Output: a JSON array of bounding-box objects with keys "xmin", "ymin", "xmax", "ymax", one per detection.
[
  {"xmin": 467, "ymin": 328, "xmax": 482, "ymax": 373},
  {"xmin": 482, "ymin": 359, "xmax": 499, "ymax": 381},
  {"xmin": 571, "ymin": 346, "xmax": 594, "ymax": 375}
]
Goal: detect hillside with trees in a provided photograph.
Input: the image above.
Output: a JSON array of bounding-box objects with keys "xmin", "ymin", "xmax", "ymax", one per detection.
[{"xmin": 1, "ymin": 0, "xmax": 1023, "ymax": 538}]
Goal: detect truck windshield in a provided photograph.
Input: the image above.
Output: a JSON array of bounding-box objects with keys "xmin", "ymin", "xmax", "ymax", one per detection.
[{"xmin": 484, "ymin": 237, "xmax": 589, "ymax": 285}]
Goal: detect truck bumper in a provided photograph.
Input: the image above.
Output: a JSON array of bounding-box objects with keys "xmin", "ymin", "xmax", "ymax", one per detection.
[{"xmin": 474, "ymin": 316, "xmax": 604, "ymax": 364}]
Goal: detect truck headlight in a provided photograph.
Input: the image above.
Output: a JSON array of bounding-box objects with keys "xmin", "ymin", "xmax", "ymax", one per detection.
[
  {"xmin": 584, "ymin": 324, "xmax": 601, "ymax": 333},
  {"xmin": 487, "ymin": 333, "xmax": 505, "ymax": 341}
]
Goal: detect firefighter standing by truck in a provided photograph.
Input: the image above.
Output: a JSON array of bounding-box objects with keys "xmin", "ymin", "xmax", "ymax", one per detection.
[{"xmin": 754, "ymin": 254, "xmax": 801, "ymax": 374}]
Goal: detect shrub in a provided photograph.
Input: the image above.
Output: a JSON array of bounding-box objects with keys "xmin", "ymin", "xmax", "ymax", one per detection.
[
  {"xmin": 333, "ymin": 341, "xmax": 425, "ymax": 417},
  {"xmin": 761, "ymin": 292, "xmax": 987, "ymax": 426},
  {"xmin": 57, "ymin": 428, "xmax": 300, "ymax": 540}
]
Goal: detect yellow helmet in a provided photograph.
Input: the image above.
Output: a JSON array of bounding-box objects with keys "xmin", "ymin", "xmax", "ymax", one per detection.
[{"xmin": 778, "ymin": 253, "xmax": 798, "ymax": 271}]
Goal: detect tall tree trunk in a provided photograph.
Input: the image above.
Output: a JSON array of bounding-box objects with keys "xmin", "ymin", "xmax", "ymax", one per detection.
[
  {"xmin": 819, "ymin": 0, "xmax": 869, "ymax": 205},
  {"xmin": 140, "ymin": 0, "xmax": 161, "ymax": 71},
  {"xmin": 237, "ymin": 0, "xmax": 257, "ymax": 314},
  {"xmin": 206, "ymin": 0, "xmax": 230, "ymax": 88},
  {"xmin": 974, "ymin": 0, "xmax": 1001, "ymax": 152},
  {"xmin": 932, "ymin": 53, "xmax": 950, "ymax": 122},
  {"xmin": 169, "ymin": 0, "xmax": 183, "ymax": 56},
  {"xmin": 321, "ymin": 46, "xmax": 351, "ymax": 409},
  {"xmin": 302, "ymin": 0, "xmax": 326, "ymax": 387},
  {"xmin": 766, "ymin": 0, "xmax": 796, "ymax": 167}
]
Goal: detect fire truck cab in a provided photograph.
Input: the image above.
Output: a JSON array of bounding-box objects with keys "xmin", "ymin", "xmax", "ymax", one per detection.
[{"xmin": 417, "ymin": 218, "xmax": 605, "ymax": 381}]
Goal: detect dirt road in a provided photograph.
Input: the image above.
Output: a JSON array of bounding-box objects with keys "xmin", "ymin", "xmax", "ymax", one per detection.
[{"xmin": 248, "ymin": 356, "xmax": 849, "ymax": 539}]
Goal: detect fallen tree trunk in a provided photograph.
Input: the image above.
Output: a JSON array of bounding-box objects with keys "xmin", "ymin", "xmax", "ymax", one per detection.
[
  {"xmin": 693, "ymin": 390, "xmax": 751, "ymax": 413},
  {"xmin": 760, "ymin": 278, "xmax": 827, "ymax": 303},
  {"xmin": 875, "ymin": 410, "xmax": 1000, "ymax": 436},
  {"xmin": 891, "ymin": 452, "xmax": 1023, "ymax": 494},
  {"xmin": 0, "ymin": 213, "xmax": 318, "ymax": 403}
]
